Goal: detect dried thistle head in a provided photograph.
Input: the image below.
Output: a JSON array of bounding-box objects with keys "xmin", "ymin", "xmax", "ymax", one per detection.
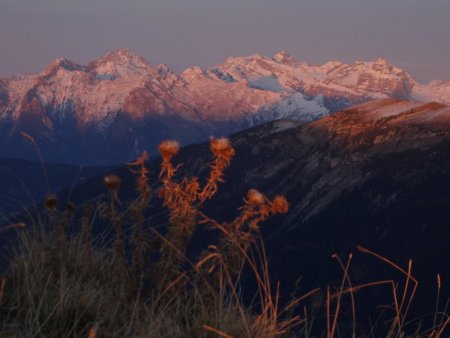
[
  {"xmin": 157, "ymin": 187, "xmax": 166, "ymax": 199},
  {"xmin": 87, "ymin": 323, "xmax": 99, "ymax": 338},
  {"xmin": 45, "ymin": 194, "xmax": 58, "ymax": 209},
  {"xmin": 158, "ymin": 140, "xmax": 180, "ymax": 159},
  {"xmin": 210, "ymin": 137, "xmax": 235, "ymax": 160},
  {"xmin": 104, "ymin": 174, "xmax": 121, "ymax": 190},
  {"xmin": 271, "ymin": 196, "xmax": 289, "ymax": 214},
  {"xmin": 66, "ymin": 201, "xmax": 77, "ymax": 212},
  {"xmin": 246, "ymin": 189, "xmax": 265, "ymax": 206}
]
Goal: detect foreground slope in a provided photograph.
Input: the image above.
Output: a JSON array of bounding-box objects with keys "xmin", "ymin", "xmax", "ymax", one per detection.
[{"xmin": 58, "ymin": 99, "xmax": 450, "ymax": 308}]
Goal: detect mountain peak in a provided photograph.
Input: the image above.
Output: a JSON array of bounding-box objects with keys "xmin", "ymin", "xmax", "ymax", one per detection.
[
  {"xmin": 372, "ymin": 56, "xmax": 390, "ymax": 64},
  {"xmin": 99, "ymin": 48, "xmax": 140, "ymax": 61},
  {"xmin": 42, "ymin": 58, "xmax": 85, "ymax": 77},
  {"xmin": 181, "ymin": 65, "xmax": 204, "ymax": 79},
  {"xmin": 96, "ymin": 48, "xmax": 150, "ymax": 66},
  {"xmin": 90, "ymin": 49, "xmax": 154, "ymax": 78},
  {"xmin": 369, "ymin": 57, "xmax": 395, "ymax": 73},
  {"xmin": 273, "ymin": 50, "xmax": 295, "ymax": 63},
  {"xmin": 156, "ymin": 64, "xmax": 174, "ymax": 76}
]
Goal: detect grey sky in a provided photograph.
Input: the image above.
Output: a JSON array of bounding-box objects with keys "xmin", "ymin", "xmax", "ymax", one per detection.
[{"xmin": 1, "ymin": 0, "xmax": 449, "ymax": 83}]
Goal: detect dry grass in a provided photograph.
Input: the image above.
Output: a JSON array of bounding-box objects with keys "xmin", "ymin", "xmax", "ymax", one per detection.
[
  {"xmin": 0, "ymin": 138, "xmax": 298, "ymax": 338},
  {"xmin": 0, "ymin": 138, "xmax": 449, "ymax": 337}
]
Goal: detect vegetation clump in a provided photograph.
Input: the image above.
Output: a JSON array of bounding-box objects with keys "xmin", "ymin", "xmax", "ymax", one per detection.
[{"xmin": 0, "ymin": 138, "xmax": 295, "ymax": 338}]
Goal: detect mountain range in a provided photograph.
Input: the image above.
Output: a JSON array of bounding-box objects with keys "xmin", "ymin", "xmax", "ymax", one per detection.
[{"xmin": 1, "ymin": 49, "xmax": 450, "ymax": 164}]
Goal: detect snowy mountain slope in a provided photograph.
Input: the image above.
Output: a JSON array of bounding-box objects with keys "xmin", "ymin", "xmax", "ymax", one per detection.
[
  {"xmin": 209, "ymin": 52, "xmax": 417, "ymax": 101},
  {"xmin": 3, "ymin": 49, "xmax": 305, "ymax": 127},
  {"xmin": 412, "ymin": 80, "xmax": 450, "ymax": 104}
]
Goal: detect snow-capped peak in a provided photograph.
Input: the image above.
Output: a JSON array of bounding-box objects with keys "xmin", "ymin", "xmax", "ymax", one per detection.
[
  {"xmin": 156, "ymin": 64, "xmax": 173, "ymax": 75},
  {"xmin": 181, "ymin": 65, "xmax": 205, "ymax": 81},
  {"xmin": 369, "ymin": 57, "xmax": 395, "ymax": 74},
  {"xmin": 90, "ymin": 48, "xmax": 155, "ymax": 79},
  {"xmin": 272, "ymin": 50, "xmax": 296, "ymax": 64},
  {"xmin": 97, "ymin": 48, "xmax": 147, "ymax": 64},
  {"xmin": 42, "ymin": 58, "xmax": 86, "ymax": 77},
  {"xmin": 372, "ymin": 57, "xmax": 390, "ymax": 64}
]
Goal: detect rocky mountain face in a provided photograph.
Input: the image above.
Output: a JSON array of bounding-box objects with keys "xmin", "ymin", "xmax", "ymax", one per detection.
[
  {"xmin": 56, "ymin": 98, "xmax": 450, "ymax": 319},
  {"xmin": 1, "ymin": 49, "xmax": 450, "ymax": 164}
]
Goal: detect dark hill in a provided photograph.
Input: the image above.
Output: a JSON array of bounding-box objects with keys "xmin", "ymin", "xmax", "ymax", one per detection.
[{"xmin": 24, "ymin": 99, "xmax": 450, "ymax": 330}]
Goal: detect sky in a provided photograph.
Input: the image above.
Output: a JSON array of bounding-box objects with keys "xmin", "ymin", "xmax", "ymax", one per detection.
[{"xmin": 1, "ymin": 0, "xmax": 449, "ymax": 83}]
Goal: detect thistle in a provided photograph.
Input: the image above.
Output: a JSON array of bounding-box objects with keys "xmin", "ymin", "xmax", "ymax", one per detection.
[
  {"xmin": 104, "ymin": 174, "xmax": 125, "ymax": 268},
  {"xmin": 156, "ymin": 138, "xmax": 235, "ymax": 291},
  {"xmin": 127, "ymin": 152, "xmax": 152, "ymax": 282}
]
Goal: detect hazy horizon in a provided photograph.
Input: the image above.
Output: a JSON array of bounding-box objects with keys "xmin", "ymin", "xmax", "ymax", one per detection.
[{"xmin": 1, "ymin": 0, "xmax": 450, "ymax": 83}]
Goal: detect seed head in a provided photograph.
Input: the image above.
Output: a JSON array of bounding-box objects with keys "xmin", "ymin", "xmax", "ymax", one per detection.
[
  {"xmin": 104, "ymin": 174, "xmax": 121, "ymax": 190},
  {"xmin": 158, "ymin": 140, "xmax": 180, "ymax": 159},
  {"xmin": 246, "ymin": 189, "xmax": 265, "ymax": 206},
  {"xmin": 66, "ymin": 202, "xmax": 77, "ymax": 212},
  {"xmin": 271, "ymin": 196, "xmax": 289, "ymax": 214},
  {"xmin": 157, "ymin": 187, "xmax": 166, "ymax": 199},
  {"xmin": 45, "ymin": 194, "xmax": 58, "ymax": 209},
  {"xmin": 87, "ymin": 323, "xmax": 99, "ymax": 338},
  {"xmin": 210, "ymin": 138, "xmax": 235, "ymax": 159}
]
